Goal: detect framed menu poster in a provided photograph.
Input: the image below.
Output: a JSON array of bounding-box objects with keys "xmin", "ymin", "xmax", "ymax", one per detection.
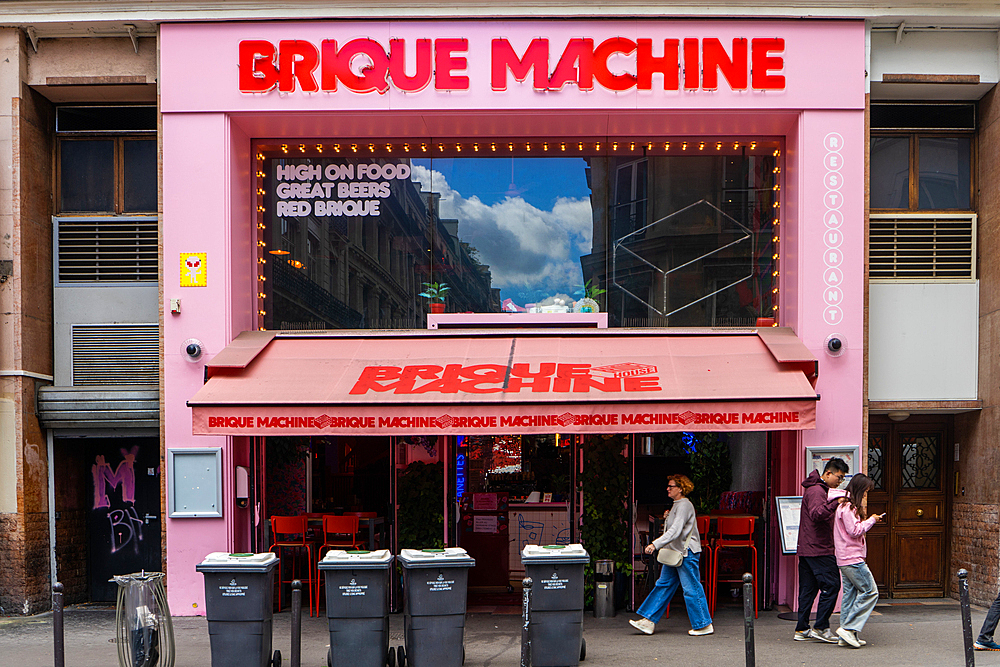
[
  {"xmin": 775, "ymin": 496, "xmax": 803, "ymax": 554},
  {"xmin": 805, "ymin": 445, "xmax": 860, "ymax": 489}
]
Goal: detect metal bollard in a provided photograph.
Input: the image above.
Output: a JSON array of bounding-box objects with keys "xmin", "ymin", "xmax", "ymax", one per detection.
[
  {"xmin": 521, "ymin": 577, "xmax": 532, "ymax": 667},
  {"xmin": 291, "ymin": 580, "xmax": 302, "ymax": 667},
  {"xmin": 958, "ymin": 570, "xmax": 975, "ymax": 667},
  {"xmin": 743, "ymin": 573, "xmax": 755, "ymax": 667},
  {"xmin": 53, "ymin": 582, "xmax": 65, "ymax": 667}
]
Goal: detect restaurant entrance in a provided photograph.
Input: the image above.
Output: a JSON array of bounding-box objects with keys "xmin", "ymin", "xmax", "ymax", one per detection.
[{"xmin": 451, "ymin": 434, "xmax": 577, "ymax": 599}]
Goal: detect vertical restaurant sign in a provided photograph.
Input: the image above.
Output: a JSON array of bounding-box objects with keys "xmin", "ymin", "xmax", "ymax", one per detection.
[
  {"xmin": 238, "ymin": 35, "xmax": 786, "ymax": 95},
  {"xmin": 180, "ymin": 253, "xmax": 208, "ymax": 287}
]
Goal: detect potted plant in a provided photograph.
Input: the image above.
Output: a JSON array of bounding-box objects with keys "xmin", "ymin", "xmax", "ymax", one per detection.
[
  {"xmin": 419, "ymin": 281, "xmax": 450, "ymax": 313},
  {"xmin": 574, "ymin": 279, "xmax": 607, "ymax": 313}
]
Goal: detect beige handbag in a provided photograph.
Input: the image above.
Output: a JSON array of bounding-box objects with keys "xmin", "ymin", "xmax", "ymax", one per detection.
[{"xmin": 656, "ymin": 532, "xmax": 693, "ymax": 567}]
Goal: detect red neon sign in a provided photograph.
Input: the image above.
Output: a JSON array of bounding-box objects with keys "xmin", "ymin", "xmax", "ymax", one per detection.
[{"xmin": 239, "ymin": 36, "xmax": 785, "ymax": 94}]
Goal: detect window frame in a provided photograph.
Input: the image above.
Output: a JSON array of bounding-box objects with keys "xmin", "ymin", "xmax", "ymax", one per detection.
[
  {"xmin": 56, "ymin": 135, "xmax": 157, "ymax": 215},
  {"xmin": 870, "ymin": 130, "xmax": 976, "ymax": 213}
]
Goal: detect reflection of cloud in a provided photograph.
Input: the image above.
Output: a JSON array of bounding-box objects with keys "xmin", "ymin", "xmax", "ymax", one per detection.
[{"xmin": 411, "ymin": 165, "xmax": 592, "ymax": 290}]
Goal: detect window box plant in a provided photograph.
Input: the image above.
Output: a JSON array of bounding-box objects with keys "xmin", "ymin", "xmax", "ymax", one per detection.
[{"xmin": 419, "ymin": 281, "xmax": 450, "ymax": 313}]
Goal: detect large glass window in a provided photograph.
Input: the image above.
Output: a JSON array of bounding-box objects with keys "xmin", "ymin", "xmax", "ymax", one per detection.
[{"xmin": 258, "ymin": 139, "xmax": 780, "ymax": 329}]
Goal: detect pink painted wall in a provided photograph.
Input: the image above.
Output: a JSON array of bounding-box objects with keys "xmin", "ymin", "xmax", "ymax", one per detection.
[{"xmin": 161, "ymin": 18, "xmax": 865, "ymax": 613}]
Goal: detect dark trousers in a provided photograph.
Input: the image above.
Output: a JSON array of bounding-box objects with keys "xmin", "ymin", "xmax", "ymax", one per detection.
[
  {"xmin": 796, "ymin": 555, "xmax": 841, "ymax": 631},
  {"xmin": 978, "ymin": 588, "xmax": 1000, "ymax": 643}
]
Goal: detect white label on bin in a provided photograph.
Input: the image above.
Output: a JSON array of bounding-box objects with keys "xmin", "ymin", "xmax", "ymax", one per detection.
[
  {"xmin": 340, "ymin": 578, "xmax": 368, "ymax": 597},
  {"xmin": 428, "ymin": 574, "xmax": 454, "ymax": 592},
  {"xmin": 220, "ymin": 579, "xmax": 249, "ymax": 597},
  {"xmin": 543, "ymin": 573, "xmax": 569, "ymax": 591}
]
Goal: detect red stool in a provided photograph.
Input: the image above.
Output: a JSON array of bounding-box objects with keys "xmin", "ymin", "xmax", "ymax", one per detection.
[
  {"xmin": 711, "ymin": 516, "xmax": 757, "ymax": 618},
  {"xmin": 269, "ymin": 515, "xmax": 317, "ymax": 617}
]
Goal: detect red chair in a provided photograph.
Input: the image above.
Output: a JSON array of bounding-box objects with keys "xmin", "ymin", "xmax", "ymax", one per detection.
[
  {"xmin": 269, "ymin": 515, "xmax": 317, "ymax": 617},
  {"xmin": 315, "ymin": 515, "xmax": 363, "ymax": 607},
  {"xmin": 711, "ymin": 516, "xmax": 758, "ymax": 618}
]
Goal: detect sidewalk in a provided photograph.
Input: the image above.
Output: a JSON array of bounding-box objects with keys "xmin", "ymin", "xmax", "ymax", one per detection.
[{"xmin": 2, "ymin": 598, "xmax": 999, "ymax": 666}]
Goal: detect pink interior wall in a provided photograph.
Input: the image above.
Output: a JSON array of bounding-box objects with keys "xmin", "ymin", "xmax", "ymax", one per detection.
[{"xmin": 161, "ymin": 18, "xmax": 865, "ymax": 614}]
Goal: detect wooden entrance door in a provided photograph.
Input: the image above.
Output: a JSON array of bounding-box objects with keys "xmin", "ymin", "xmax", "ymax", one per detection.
[{"xmin": 866, "ymin": 417, "xmax": 950, "ymax": 598}]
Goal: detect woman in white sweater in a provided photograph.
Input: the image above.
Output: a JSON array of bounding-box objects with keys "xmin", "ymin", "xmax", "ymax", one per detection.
[{"xmin": 629, "ymin": 474, "xmax": 714, "ymax": 636}]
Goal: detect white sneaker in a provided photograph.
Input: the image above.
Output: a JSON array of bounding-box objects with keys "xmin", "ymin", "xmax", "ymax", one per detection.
[
  {"xmin": 836, "ymin": 627, "xmax": 861, "ymax": 648},
  {"xmin": 838, "ymin": 638, "xmax": 867, "ymax": 647},
  {"xmin": 629, "ymin": 618, "xmax": 655, "ymax": 635},
  {"xmin": 689, "ymin": 623, "xmax": 714, "ymax": 636}
]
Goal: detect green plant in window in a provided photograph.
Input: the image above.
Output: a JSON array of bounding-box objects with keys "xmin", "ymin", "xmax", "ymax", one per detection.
[
  {"xmin": 418, "ymin": 282, "xmax": 450, "ymax": 303},
  {"xmin": 582, "ymin": 279, "xmax": 607, "ymax": 300},
  {"xmin": 396, "ymin": 461, "xmax": 444, "ymax": 549},
  {"xmin": 580, "ymin": 434, "xmax": 632, "ymax": 609}
]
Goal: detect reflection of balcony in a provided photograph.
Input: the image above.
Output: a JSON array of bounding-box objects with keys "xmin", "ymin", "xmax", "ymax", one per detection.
[{"xmin": 273, "ymin": 259, "xmax": 362, "ymax": 328}]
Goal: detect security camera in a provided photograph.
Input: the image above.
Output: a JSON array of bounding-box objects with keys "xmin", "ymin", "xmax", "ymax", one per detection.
[
  {"xmin": 824, "ymin": 333, "xmax": 845, "ymax": 357},
  {"xmin": 182, "ymin": 338, "xmax": 204, "ymax": 362}
]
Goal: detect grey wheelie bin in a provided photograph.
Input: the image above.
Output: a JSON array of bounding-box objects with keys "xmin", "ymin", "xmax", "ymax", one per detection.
[
  {"xmin": 318, "ymin": 549, "xmax": 395, "ymax": 667},
  {"xmin": 397, "ymin": 547, "xmax": 476, "ymax": 667},
  {"xmin": 521, "ymin": 544, "xmax": 590, "ymax": 667},
  {"xmin": 196, "ymin": 552, "xmax": 281, "ymax": 667}
]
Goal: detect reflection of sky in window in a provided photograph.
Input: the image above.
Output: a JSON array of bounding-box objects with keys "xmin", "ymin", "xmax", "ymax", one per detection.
[{"xmin": 410, "ymin": 158, "xmax": 593, "ymax": 308}]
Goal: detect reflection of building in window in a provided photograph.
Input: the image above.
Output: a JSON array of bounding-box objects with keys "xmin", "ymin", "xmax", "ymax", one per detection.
[
  {"xmin": 581, "ymin": 151, "xmax": 778, "ymax": 328},
  {"xmin": 263, "ymin": 156, "xmax": 496, "ymax": 329}
]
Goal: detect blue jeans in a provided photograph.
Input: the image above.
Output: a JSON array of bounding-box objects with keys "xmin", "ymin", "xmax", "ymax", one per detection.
[
  {"xmin": 839, "ymin": 562, "xmax": 878, "ymax": 632},
  {"xmin": 636, "ymin": 549, "xmax": 713, "ymax": 630},
  {"xmin": 978, "ymin": 587, "xmax": 1000, "ymax": 644}
]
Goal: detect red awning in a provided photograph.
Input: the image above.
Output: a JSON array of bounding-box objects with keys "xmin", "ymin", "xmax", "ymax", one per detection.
[{"xmin": 188, "ymin": 327, "xmax": 818, "ymax": 436}]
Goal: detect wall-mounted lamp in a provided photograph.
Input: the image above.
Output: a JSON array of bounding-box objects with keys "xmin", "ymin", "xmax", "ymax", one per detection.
[
  {"xmin": 641, "ymin": 436, "xmax": 654, "ymax": 456},
  {"xmin": 887, "ymin": 411, "xmax": 910, "ymax": 422}
]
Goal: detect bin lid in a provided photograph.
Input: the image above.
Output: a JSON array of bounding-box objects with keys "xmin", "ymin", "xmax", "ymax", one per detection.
[
  {"xmin": 398, "ymin": 547, "xmax": 476, "ymax": 568},
  {"xmin": 521, "ymin": 544, "xmax": 590, "ymax": 565},
  {"xmin": 196, "ymin": 552, "xmax": 279, "ymax": 573},
  {"xmin": 319, "ymin": 549, "xmax": 393, "ymax": 569}
]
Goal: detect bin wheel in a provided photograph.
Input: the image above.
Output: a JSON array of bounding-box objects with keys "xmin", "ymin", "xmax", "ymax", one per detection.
[
  {"xmin": 328, "ymin": 647, "xmax": 333, "ymax": 667},
  {"xmin": 387, "ymin": 646, "xmax": 396, "ymax": 667},
  {"xmin": 272, "ymin": 649, "xmax": 282, "ymax": 667},
  {"xmin": 580, "ymin": 637, "xmax": 586, "ymax": 661},
  {"xmin": 397, "ymin": 645, "xmax": 406, "ymax": 667}
]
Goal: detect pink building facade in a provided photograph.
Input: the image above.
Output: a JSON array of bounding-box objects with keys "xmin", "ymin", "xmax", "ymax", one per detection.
[{"xmin": 160, "ymin": 19, "xmax": 865, "ymax": 614}]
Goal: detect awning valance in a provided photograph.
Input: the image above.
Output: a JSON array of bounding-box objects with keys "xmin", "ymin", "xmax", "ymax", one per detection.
[{"xmin": 188, "ymin": 327, "xmax": 818, "ymax": 436}]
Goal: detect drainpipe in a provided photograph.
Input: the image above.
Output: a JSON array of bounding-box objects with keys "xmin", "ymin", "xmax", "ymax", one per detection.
[{"xmin": 47, "ymin": 430, "xmax": 57, "ymax": 589}]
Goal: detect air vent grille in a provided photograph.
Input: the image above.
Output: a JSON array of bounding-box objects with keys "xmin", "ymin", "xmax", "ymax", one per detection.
[
  {"xmin": 57, "ymin": 216, "xmax": 157, "ymax": 282},
  {"xmin": 870, "ymin": 213, "xmax": 976, "ymax": 280},
  {"xmin": 72, "ymin": 324, "xmax": 158, "ymax": 386}
]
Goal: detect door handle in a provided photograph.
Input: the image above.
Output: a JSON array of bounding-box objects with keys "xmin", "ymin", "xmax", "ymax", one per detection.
[
  {"xmin": 915, "ymin": 508, "xmax": 924, "ymax": 517},
  {"xmin": 144, "ymin": 514, "xmax": 158, "ymax": 524}
]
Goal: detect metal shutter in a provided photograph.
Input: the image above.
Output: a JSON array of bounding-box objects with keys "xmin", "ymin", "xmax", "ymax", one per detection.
[
  {"xmin": 870, "ymin": 213, "xmax": 976, "ymax": 280},
  {"xmin": 72, "ymin": 324, "xmax": 158, "ymax": 386}
]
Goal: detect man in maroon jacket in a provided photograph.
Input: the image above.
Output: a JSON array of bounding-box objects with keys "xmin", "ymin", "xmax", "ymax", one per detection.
[{"xmin": 794, "ymin": 457, "xmax": 849, "ymax": 643}]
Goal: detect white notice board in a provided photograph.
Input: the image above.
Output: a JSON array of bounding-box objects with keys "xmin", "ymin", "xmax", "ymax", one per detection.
[{"xmin": 775, "ymin": 496, "xmax": 803, "ymax": 554}]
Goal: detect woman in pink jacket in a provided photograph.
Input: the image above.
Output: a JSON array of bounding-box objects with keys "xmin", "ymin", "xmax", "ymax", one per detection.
[{"xmin": 833, "ymin": 473, "xmax": 884, "ymax": 648}]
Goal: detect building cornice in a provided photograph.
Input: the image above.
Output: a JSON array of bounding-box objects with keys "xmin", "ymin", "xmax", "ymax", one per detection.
[{"xmin": 2, "ymin": 0, "xmax": 1000, "ymax": 35}]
